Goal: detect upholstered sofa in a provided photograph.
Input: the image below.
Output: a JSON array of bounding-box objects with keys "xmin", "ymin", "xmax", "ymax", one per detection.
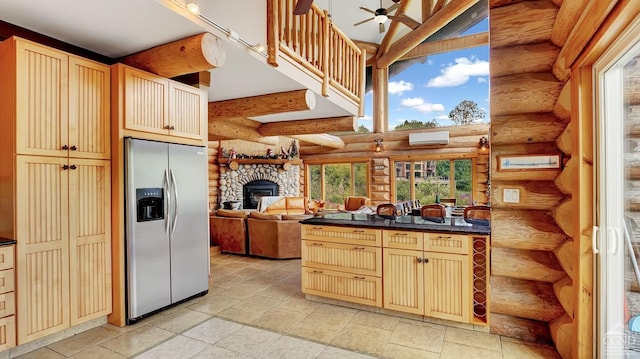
[
  {"xmin": 247, "ymin": 212, "xmax": 312, "ymax": 259},
  {"xmin": 209, "ymin": 209, "xmax": 249, "ymax": 255}
]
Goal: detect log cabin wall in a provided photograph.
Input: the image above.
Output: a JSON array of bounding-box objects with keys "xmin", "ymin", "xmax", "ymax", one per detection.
[
  {"xmin": 299, "ymin": 124, "xmax": 490, "ymax": 206},
  {"xmin": 489, "ymin": 0, "xmax": 577, "ymax": 356}
]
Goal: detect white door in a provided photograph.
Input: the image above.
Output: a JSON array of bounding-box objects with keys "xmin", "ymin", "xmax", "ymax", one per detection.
[{"xmin": 595, "ymin": 18, "xmax": 640, "ymax": 358}]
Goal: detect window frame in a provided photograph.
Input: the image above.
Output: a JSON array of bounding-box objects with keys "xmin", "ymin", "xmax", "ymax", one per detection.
[{"xmin": 304, "ymin": 159, "xmax": 370, "ymax": 204}]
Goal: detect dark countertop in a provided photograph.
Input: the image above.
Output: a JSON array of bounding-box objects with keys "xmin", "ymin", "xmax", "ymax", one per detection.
[
  {"xmin": 0, "ymin": 238, "xmax": 16, "ymax": 246},
  {"xmin": 301, "ymin": 212, "xmax": 491, "ymax": 235}
]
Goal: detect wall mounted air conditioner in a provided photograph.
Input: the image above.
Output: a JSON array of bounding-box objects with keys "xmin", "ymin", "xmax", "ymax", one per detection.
[{"xmin": 409, "ymin": 131, "xmax": 450, "ymax": 145}]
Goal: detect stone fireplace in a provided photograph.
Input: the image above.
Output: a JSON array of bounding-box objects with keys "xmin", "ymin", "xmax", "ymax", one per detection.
[
  {"xmin": 218, "ymin": 163, "xmax": 300, "ymax": 209},
  {"xmin": 243, "ymin": 180, "xmax": 279, "ymax": 209}
]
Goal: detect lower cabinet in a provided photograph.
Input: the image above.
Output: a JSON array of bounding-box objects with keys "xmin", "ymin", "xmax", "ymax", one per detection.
[{"xmin": 0, "ymin": 245, "xmax": 15, "ymax": 351}]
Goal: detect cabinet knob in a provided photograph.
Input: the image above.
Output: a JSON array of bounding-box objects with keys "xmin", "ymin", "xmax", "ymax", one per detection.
[
  {"xmin": 424, "ymin": 258, "xmax": 429, "ymax": 264},
  {"xmin": 70, "ymin": 145, "xmax": 77, "ymax": 151},
  {"xmin": 169, "ymin": 125, "xmax": 175, "ymax": 130},
  {"xmin": 164, "ymin": 125, "xmax": 171, "ymax": 130},
  {"xmin": 417, "ymin": 257, "xmax": 422, "ymax": 263},
  {"xmin": 354, "ymin": 276, "xmax": 365, "ymax": 280},
  {"xmin": 62, "ymin": 164, "xmax": 69, "ymax": 170},
  {"xmin": 70, "ymin": 164, "xmax": 77, "ymax": 170},
  {"xmin": 62, "ymin": 145, "xmax": 69, "ymax": 150}
]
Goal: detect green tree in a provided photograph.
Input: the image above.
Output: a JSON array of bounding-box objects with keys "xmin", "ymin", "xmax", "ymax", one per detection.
[
  {"xmin": 394, "ymin": 119, "xmax": 438, "ymax": 131},
  {"xmin": 448, "ymin": 100, "xmax": 486, "ymax": 125},
  {"xmin": 356, "ymin": 125, "xmax": 370, "ymax": 133}
]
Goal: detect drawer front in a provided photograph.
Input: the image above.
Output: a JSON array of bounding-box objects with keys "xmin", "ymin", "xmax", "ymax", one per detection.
[
  {"xmin": 0, "ymin": 246, "xmax": 13, "ymax": 271},
  {"xmin": 0, "ymin": 293, "xmax": 15, "ymax": 318},
  {"xmin": 383, "ymin": 230, "xmax": 423, "ymax": 250},
  {"xmin": 0, "ymin": 315, "xmax": 16, "ymax": 351},
  {"xmin": 301, "ymin": 225, "xmax": 381, "ymax": 247},
  {"xmin": 0, "ymin": 270, "xmax": 14, "ymax": 294},
  {"xmin": 302, "ymin": 240, "xmax": 382, "ymax": 277},
  {"xmin": 424, "ymin": 233, "xmax": 470, "ymax": 255},
  {"xmin": 302, "ymin": 267, "xmax": 382, "ymax": 307}
]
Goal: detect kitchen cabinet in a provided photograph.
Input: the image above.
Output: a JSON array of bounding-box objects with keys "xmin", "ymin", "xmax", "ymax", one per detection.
[
  {"xmin": 0, "ymin": 36, "xmax": 112, "ymax": 344},
  {"xmin": 301, "ymin": 225, "xmax": 382, "ymax": 306},
  {"xmin": 14, "ymin": 39, "xmax": 110, "ymax": 159},
  {"xmin": 0, "ymin": 245, "xmax": 16, "ymax": 351},
  {"xmin": 120, "ymin": 65, "xmax": 207, "ymax": 142},
  {"xmin": 383, "ymin": 231, "xmax": 471, "ymax": 323}
]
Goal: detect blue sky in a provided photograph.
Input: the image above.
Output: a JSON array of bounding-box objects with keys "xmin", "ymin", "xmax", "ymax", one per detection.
[{"xmin": 362, "ymin": 19, "xmax": 489, "ymax": 130}]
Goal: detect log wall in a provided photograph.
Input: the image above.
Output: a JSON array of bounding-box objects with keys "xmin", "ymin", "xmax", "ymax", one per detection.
[{"xmin": 489, "ymin": 0, "xmax": 574, "ymax": 355}]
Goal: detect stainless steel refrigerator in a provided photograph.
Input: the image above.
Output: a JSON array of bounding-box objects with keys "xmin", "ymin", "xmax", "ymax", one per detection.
[{"xmin": 124, "ymin": 138, "xmax": 209, "ymax": 323}]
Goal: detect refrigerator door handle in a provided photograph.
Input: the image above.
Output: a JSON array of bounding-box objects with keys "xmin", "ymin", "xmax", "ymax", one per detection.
[
  {"xmin": 164, "ymin": 169, "xmax": 171, "ymax": 237},
  {"xmin": 170, "ymin": 169, "xmax": 179, "ymax": 237}
]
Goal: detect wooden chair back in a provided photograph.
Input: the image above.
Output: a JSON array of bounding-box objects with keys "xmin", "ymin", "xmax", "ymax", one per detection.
[
  {"xmin": 463, "ymin": 206, "xmax": 491, "ymax": 225},
  {"xmin": 440, "ymin": 198, "xmax": 456, "ymax": 207},
  {"xmin": 376, "ymin": 203, "xmax": 396, "ymax": 218},
  {"xmin": 420, "ymin": 204, "xmax": 446, "ymax": 223}
]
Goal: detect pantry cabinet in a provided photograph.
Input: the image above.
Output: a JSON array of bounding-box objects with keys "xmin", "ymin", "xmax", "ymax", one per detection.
[
  {"xmin": 0, "ymin": 245, "xmax": 16, "ymax": 351},
  {"xmin": 0, "ymin": 36, "xmax": 112, "ymax": 344}
]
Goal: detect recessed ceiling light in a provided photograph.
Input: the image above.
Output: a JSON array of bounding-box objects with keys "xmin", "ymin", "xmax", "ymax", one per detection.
[{"xmin": 186, "ymin": 2, "xmax": 200, "ymax": 15}]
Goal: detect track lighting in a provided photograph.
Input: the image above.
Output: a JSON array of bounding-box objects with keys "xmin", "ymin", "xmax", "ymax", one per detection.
[
  {"xmin": 479, "ymin": 137, "xmax": 489, "ymax": 152},
  {"xmin": 374, "ymin": 138, "xmax": 383, "ymax": 152}
]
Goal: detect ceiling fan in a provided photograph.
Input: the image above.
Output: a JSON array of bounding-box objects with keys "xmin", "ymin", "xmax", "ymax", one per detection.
[{"xmin": 354, "ymin": 1, "xmax": 401, "ymax": 33}]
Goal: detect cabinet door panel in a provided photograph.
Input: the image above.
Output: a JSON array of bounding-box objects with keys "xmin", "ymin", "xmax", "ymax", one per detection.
[
  {"xmin": 302, "ymin": 240, "xmax": 381, "ymax": 277},
  {"xmin": 424, "ymin": 252, "xmax": 470, "ymax": 323},
  {"xmin": 169, "ymin": 82, "xmax": 206, "ymax": 140},
  {"xmin": 69, "ymin": 57, "xmax": 110, "ymax": 159},
  {"xmin": 383, "ymin": 230, "xmax": 423, "ymax": 250},
  {"xmin": 424, "ymin": 233, "xmax": 470, "ymax": 255},
  {"xmin": 383, "ymin": 248, "xmax": 423, "ymax": 315},
  {"xmin": 302, "ymin": 267, "xmax": 381, "ymax": 307},
  {"xmin": 15, "ymin": 40, "xmax": 68, "ymax": 156},
  {"xmin": 16, "ymin": 156, "xmax": 70, "ymax": 344},
  {"xmin": 68, "ymin": 159, "xmax": 112, "ymax": 325},
  {"xmin": 124, "ymin": 67, "xmax": 168, "ymax": 135},
  {"xmin": 301, "ymin": 225, "xmax": 381, "ymax": 247}
]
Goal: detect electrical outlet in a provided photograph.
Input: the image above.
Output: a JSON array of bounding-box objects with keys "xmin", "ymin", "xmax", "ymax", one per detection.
[{"xmin": 503, "ymin": 188, "xmax": 520, "ymax": 203}]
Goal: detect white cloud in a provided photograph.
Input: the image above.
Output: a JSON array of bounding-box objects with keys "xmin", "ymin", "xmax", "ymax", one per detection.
[
  {"xmin": 400, "ymin": 97, "xmax": 445, "ymax": 113},
  {"xmin": 477, "ymin": 77, "xmax": 487, "ymax": 83},
  {"xmin": 359, "ymin": 114, "xmax": 372, "ymax": 121},
  {"xmin": 435, "ymin": 115, "xmax": 449, "ymax": 120},
  {"xmin": 427, "ymin": 56, "xmax": 489, "ymax": 88},
  {"xmin": 388, "ymin": 80, "xmax": 414, "ymax": 95}
]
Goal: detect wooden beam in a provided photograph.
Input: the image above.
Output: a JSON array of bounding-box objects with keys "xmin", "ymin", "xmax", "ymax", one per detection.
[
  {"xmin": 492, "ymin": 247, "xmax": 566, "ymax": 283},
  {"xmin": 490, "ymin": 42, "xmax": 560, "ymax": 78},
  {"xmin": 491, "ymin": 72, "xmax": 563, "ymax": 117},
  {"xmin": 490, "ymin": 113, "xmax": 566, "ymax": 145},
  {"xmin": 489, "ymin": 1, "xmax": 557, "ymax": 48},
  {"xmin": 490, "ymin": 313, "xmax": 553, "ymax": 344},
  {"xmin": 171, "ymin": 71, "xmax": 211, "ymax": 88},
  {"xmin": 121, "ymin": 33, "xmax": 225, "ymax": 78},
  {"xmin": 400, "ymin": 32, "xmax": 488, "ymax": 61},
  {"xmin": 491, "ymin": 275, "xmax": 565, "ymax": 322},
  {"xmin": 258, "ymin": 116, "xmax": 357, "ymax": 136},
  {"xmin": 377, "ymin": 0, "xmax": 413, "ymax": 59},
  {"xmin": 553, "ymin": 0, "xmax": 618, "ymax": 81},
  {"xmin": 208, "ymin": 120, "xmax": 279, "ymax": 145},
  {"xmin": 491, "ymin": 208, "xmax": 568, "ymax": 251},
  {"xmin": 377, "ymin": 0, "xmax": 479, "ymax": 68},
  {"xmin": 389, "ymin": 13, "xmax": 422, "ymax": 30},
  {"xmin": 352, "ymin": 40, "xmax": 379, "ymax": 55},
  {"xmin": 209, "ymin": 89, "xmax": 316, "ymax": 120},
  {"xmin": 290, "ymin": 134, "xmax": 345, "ymax": 149},
  {"xmin": 550, "ymin": 0, "xmax": 590, "ymax": 47},
  {"xmin": 372, "ymin": 67, "xmax": 388, "ymax": 133}
]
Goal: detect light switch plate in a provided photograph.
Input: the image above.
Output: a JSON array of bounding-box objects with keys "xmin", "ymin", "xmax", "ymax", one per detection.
[{"xmin": 503, "ymin": 188, "xmax": 520, "ymax": 203}]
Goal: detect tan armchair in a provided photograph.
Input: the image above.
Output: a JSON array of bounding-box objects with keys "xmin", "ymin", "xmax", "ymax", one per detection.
[
  {"xmin": 247, "ymin": 212, "xmax": 313, "ymax": 259},
  {"xmin": 342, "ymin": 196, "xmax": 371, "ymax": 211},
  {"xmin": 209, "ymin": 209, "xmax": 249, "ymax": 255}
]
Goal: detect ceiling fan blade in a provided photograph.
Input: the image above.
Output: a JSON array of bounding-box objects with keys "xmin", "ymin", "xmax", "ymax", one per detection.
[
  {"xmin": 379, "ymin": 22, "xmax": 385, "ymax": 33},
  {"xmin": 294, "ymin": 0, "xmax": 313, "ymax": 15},
  {"xmin": 386, "ymin": 3, "xmax": 400, "ymax": 13},
  {"xmin": 354, "ymin": 17, "xmax": 374, "ymax": 26},
  {"xmin": 359, "ymin": 6, "xmax": 376, "ymax": 15}
]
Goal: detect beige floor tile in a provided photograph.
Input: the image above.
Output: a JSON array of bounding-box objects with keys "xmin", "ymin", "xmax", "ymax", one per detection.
[
  {"xmin": 277, "ymin": 293, "xmax": 321, "ymax": 314},
  {"xmin": 182, "ymin": 317, "xmax": 244, "ymax": 345},
  {"xmin": 14, "ymin": 347, "xmax": 65, "ymax": 359},
  {"xmin": 234, "ymin": 267, "xmax": 268, "ymax": 278},
  {"xmin": 214, "ymin": 326, "xmax": 280, "ymax": 356},
  {"xmin": 213, "ymin": 274, "xmax": 249, "ymax": 289},
  {"xmin": 232, "ymin": 294, "xmax": 283, "ymax": 314},
  {"xmin": 99, "ymin": 325, "xmax": 174, "ymax": 357},
  {"xmin": 219, "ymin": 282, "xmax": 272, "ymax": 299},
  {"xmin": 216, "ymin": 306, "xmax": 261, "ymax": 324},
  {"xmin": 286, "ymin": 305, "xmax": 355, "ymax": 343},
  {"xmin": 378, "ymin": 343, "xmax": 440, "ymax": 359},
  {"xmin": 501, "ymin": 340, "xmax": 562, "ymax": 359},
  {"xmin": 316, "ymin": 346, "xmax": 377, "ymax": 359},
  {"xmin": 444, "ymin": 326, "xmax": 502, "ymax": 352},
  {"xmin": 134, "ymin": 335, "xmax": 209, "ymax": 359},
  {"xmin": 150, "ymin": 308, "xmax": 212, "ymax": 333},
  {"xmin": 440, "ymin": 341, "xmax": 502, "ymax": 359},
  {"xmin": 68, "ymin": 345, "xmax": 126, "ymax": 359},
  {"xmin": 388, "ymin": 321, "xmax": 445, "ymax": 353},
  {"xmin": 257, "ymin": 284, "xmax": 300, "ymax": 300},
  {"xmin": 191, "ymin": 346, "xmax": 253, "ymax": 359},
  {"xmin": 250, "ymin": 307, "xmax": 308, "ymax": 333},
  {"xmin": 257, "ymin": 335, "xmax": 326, "ymax": 359},
  {"xmin": 350, "ymin": 311, "xmax": 400, "ymax": 331},
  {"xmin": 46, "ymin": 326, "xmax": 121, "ymax": 356},
  {"xmin": 330, "ymin": 323, "xmax": 392, "ymax": 356},
  {"xmin": 187, "ymin": 293, "xmax": 240, "ymax": 315}
]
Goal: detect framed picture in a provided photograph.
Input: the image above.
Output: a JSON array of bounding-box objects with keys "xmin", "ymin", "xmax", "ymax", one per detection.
[{"xmin": 497, "ymin": 154, "xmax": 561, "ymax": 171}]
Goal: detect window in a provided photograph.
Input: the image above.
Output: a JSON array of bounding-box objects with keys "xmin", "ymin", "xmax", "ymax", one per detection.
[
  {"xmin": 394, "ymin": 158, "xmax": 474, "ymax": 206},
  {"xmin": 306, "ymin": 162, "xmax": 369, "ymax": 209}
]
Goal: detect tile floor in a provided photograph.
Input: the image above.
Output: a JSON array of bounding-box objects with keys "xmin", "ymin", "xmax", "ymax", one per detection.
[{"xmin": 13, "ymin": 252, "xmax": 561, "ymax": 358}]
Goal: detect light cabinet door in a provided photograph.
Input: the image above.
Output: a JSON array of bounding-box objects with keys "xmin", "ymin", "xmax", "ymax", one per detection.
[
  {"xmin": 16, "ymin": 156, "xmax": 70, "ymax": 344},
  {"xmin": 301, "ymin": 267, "xmax": 381, "ymax": 307},
  {"xmin": 68, "ymin": 57, "xmax": 110, "ymax": 159},
  {"xmin": 15, "ymin": 40, "xmax": 69, "ymax": 157},
  {"xmin": 68, "ymin": 159, "xmax": 111, "ymax": 325},
  {"xmin": 169, "ymin": 82, "xmax": 207, "ymax": 141},
  {"xmin": 383, "ymin": 230, "xmax": 423, "ymax": 250},
  {"xmin": 302, "ymin": 240, "xmax": 382, "ymax": 277},
  {"xmin": 124, "ymin": 67, "xmax": 169, "ymax": 135},
  {"xmin": 301, "ymin": 225, "xmax": 382, "ymax": 247},
  {"xmin": 383, "ymin": 248, "xmax": 424, "ymax": 315},
  {"xmin": 424, "ymin": 251, "xmax": 470, "ymax": 323}
]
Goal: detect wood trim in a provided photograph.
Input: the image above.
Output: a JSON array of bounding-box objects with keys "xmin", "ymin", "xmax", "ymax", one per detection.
[{"xmin": 399, "ymin": 32, "xmax": 489, "ymax": 61}]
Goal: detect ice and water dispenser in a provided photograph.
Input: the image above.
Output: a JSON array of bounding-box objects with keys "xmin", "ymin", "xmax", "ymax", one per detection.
[{"xmin": 136, "ymin": 188, "xmax": 164, "ymax": 222}]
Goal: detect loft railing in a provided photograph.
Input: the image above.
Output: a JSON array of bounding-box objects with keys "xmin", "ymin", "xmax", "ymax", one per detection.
[{"xmin": 267, "ymin": 0, "xmax": 365, "ymax": 115}]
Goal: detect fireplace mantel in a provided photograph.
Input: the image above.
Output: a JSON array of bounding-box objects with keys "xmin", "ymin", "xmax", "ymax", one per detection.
[{"xmin": 217, "ymin": 158, "xmax": 303, "ymax": 166}]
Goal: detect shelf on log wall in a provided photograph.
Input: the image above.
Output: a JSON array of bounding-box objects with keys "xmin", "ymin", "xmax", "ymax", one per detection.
[{"xmin": 217, "ymin": 157, "xmax": 303, "ymax": 166}]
